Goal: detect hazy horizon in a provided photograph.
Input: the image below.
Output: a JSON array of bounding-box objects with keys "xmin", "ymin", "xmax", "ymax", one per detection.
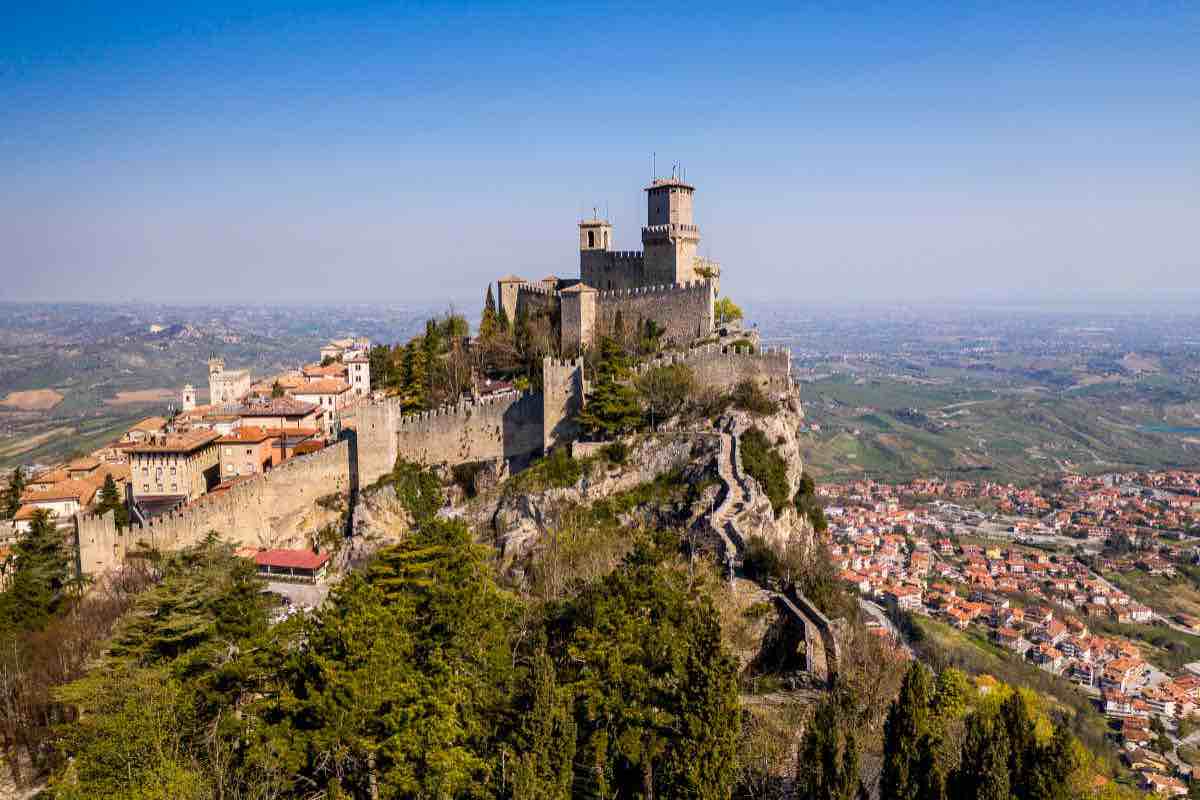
[{"xmin": 4, "ymin": 2, "xmax": 1198, "ymax": 305}]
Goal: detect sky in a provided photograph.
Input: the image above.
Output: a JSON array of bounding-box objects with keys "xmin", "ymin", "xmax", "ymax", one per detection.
[{"xmin": 2, "ymin": 1, "xmax": 1198, "ymax": 306}]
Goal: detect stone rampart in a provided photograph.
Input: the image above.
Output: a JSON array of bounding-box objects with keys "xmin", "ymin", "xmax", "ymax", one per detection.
[
  {"xmin": 596, "ymin": 280, "xmax": 713, "ymax": 346},
  {"xmin": 386, "ymin": 391, "xmax": 544, "ymax": 468},
  {"xmin": 543, "ymin": 358, "xmax": 586, "ymax": 450},
  {"xmin": 75, "ymin": 441, "xmax": 352, "ymax": 575},
  {"xmin": 634, "ymin": 341, "xmax": 792, "ymax": 395}
]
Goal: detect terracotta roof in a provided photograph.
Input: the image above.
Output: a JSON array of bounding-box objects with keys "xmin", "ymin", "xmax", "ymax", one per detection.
[
  {"xmin": 237, "ymin": 398, "xmax": 319, "ymax": 417},
  {"xmin": 291, "ymin": 379, "xmax": 350, "ymax": 395},
  {"xmin": 303, "ymin": 364, "xmax": 348, "ymax": 378},
  {"xmin": 560, "ymin": 283, "xmax": 597, "ymax": 294},
  {"xmin": 219, "ymin": 425, "xmax": 271, "ymax": 444},
  {"xmin": 28, "ymin": 467, "xmax": 69, "ymax": 486},
  {"xmin": 66, "ymin": 456, "xmax": 100, "ymax": 472},
  {"xmin": 130, "ymin": 430, "xmax": 221, "ymax": 454},
  {"xmin": 21, "ymin": 478, "xmax": 99, "ymax": 505},
  {"xmin": 496, "ymin": 274, "xmax": 526, "ymax": 283},
  {"xmin": 254, "ymin": 549, "xmax": 330, "ymax": 570},
  {"xmin": 129, "ymin": 416, "xmax": 168, "ymax": 433}
]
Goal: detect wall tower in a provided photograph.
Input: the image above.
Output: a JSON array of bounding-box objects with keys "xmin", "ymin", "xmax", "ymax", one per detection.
[
  {"xmin": 181, "ymin": 384, "xmax": 196, "ymax": 412},
  {"xmin": 642, "ymin": 178, "xmax": 702, "ymax": 286}
]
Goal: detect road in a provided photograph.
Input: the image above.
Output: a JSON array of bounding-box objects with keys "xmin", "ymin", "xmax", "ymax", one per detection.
[{"xmin": 859, "ymin": 598, "xmax": 914, "ymax": 656}]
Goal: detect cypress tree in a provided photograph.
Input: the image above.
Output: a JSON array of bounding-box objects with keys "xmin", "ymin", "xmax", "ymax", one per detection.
[
  {"xmin": 796, "ymin": 689, "xmax": 860, "ymax": 800},
  {"xmin": 999, "ymin": 690, "xmax": 1038, "ymax": 797},
  {"xmin": 97, "ymin": 473, "xmax": 129, "ymax": 530},
  {"xmin": 950, "ymin": 711, "xmax": 1010, "ymax": 800},
  {"xmin": 2, "ymin": 467, "xmax": 25, "ymax": 519},
  {"xmin": 881, "ymin": 661, "xmax": 933, "ymax": 800},
  {"xmin": 576, "ymin": 337, "xmax": 642, "ymax": 440}
]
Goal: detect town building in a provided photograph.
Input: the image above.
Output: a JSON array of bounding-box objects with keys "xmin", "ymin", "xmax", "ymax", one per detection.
[
  {"xmin": 129, "ymin": 430, "xmax": 221, "ymax": 502},
  {"xmin": 208, "ymin": 357, "xmax": 252, "ymax": 405},
  {"xmin": 217, "ymin": 426, "xmax": 274, "ymax": 482}
]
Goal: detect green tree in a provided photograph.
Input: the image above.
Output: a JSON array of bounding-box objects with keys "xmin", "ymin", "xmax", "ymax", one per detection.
[
  {"xmin": 636, "ymin": 363, "xmax": 695, "ymax": 427},
  {"xmin": 950, "ymin": 711, "xmax": 1010, "ymax": 800},
  {"xmin": 739, "ymin": 428, "xmax": 790, "ymax": 517},
  {"xmin": 507, "ymin": 651, "xmax": 576, "ymax": 800},
  {"xmin": 271, "ymin": 379, "xmax": 285, "ymax": 398},
  {"xmin": 2, "ymin": 467, "xmax": 24, "ymax": 520},
  {"xmin": 553, "ymin": 539, "xmax": 741, "ymax": 799},
  {"xmin": 577, "ymin": 337, "xmax": 642, "ymax": 440},
  {"xmin": 796, "ymin": 688, "xmax": 861, "ymax": 800},
  {"xmin": 480, "ymin": 285, "xmax": 501, "ymax": 340},
  {"xmin": 881, "ymin": 661, "xmax": 933, "ymax": 800},
  {"xmin": 95, "ymin": 473, "xmax": 129, "ymax": 530},
  {"xmin": 0, "ymin": 509, "xmax": 73, "ymax": 631},
  {"xmin": 714, "ymin": 297, "xmax": 743, "ymax": 325}
]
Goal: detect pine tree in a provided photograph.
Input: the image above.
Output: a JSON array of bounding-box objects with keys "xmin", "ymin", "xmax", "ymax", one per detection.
[
  {"xmin": 881, "ymin": 661, "xmax": 933, "ymax": 800},
  {"xmin": 0, "ymin": 508, "xmax": 73, "ymax": 631},
  {"xmin": 576, "ymin": 337, "xmax": 642, "ymax": 440}
]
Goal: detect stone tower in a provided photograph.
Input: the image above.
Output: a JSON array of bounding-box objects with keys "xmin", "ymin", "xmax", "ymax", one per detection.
[
  {"xmin": 181, "ymin": 384, "xmax": 196, "ymax": 412},
  {"xmin": 642, "ymin": 178, "xmax": 701, "ymax": 286}
]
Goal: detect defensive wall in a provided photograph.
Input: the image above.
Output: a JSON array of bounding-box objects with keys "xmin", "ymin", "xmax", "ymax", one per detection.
[
  {"xmin": 74, "ymin": 335, "xmax": 793, "ymax": 577},
  {"xmin": 514, "ymin": 283, "xmax": 559, "ymax": 321},
  {"xmin": 581, "ymin": 249, "xmax": 647, "ymax": 291},
  {"xmin": 596, "ymin": 280, "xmax": 713, "ymax": 346},
  {"xmin": 76, "ymin": 440, "xmax": 352, "ymax": 575},
  {"xmin": 543, "ymin": 357, "xmax": 586, "ymax": 451},
  {"xmin": 634, "ymin": 341, "xmax": 792, "ymax": 394}
]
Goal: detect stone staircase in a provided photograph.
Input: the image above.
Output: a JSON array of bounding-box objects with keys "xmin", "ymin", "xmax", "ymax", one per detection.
[{"xmin": 709, "ymin": 415, "xmax": 837, "ymax": 687}]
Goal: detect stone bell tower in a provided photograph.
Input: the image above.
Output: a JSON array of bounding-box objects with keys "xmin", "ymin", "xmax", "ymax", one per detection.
[{"xmin": 642, "ymin": 177, "xmax": 701, "ymax": 286}]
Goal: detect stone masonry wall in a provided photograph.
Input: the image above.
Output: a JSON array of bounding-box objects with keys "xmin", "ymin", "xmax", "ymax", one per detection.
[
  {"xmin": 542, "ymin": 357, "xmax": 586, "ymax": 450},
  {"xmin": 596, "ymin": 280, "xmax": 714, "ymax": 347},
  {"xmin": 389, "ymin": 391, "xmax": 544, "ymax": 467},
  {"xmin": 76, "ymin": 440, "xmax": 352, "ymax": 575},
  {"xmin": 634, "ymin": 342, "xmax": 793, "ymax": 395}
]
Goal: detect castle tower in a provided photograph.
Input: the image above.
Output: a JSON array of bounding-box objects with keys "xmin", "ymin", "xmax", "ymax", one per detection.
[
  {"xmin": 181, "ymin": 384, "xmax": 196, "ymax": 412},
  {"xmin": 496, "ymin": 275, "xmax": 525, "ymax": 325},
  {"xmin": 642, "ymin": 178, "xmax": 702, "ymax": 286},
  {"xmin": 578, "ymin": 217, "xmax": 613, "ymax": 289},
  {"xmin": 559, "ymin": 283, "xmax": 597, "ymax": 355}
]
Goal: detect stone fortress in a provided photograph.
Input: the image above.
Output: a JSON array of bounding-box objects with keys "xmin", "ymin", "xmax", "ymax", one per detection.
[
  {"xmin": 74, "ymin": 174, "xmax": 797, "ymax": 580},
  {"xmin": 497, "ymin": 174, "xmax": 722, "ymax": 354}
]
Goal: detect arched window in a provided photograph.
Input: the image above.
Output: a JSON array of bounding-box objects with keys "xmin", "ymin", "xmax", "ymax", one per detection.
[
  {"xmin": 587, "ymin": 230, "xmax": 595, "ymax": 248},
  {"xmin": 603, "ymin": 230, "xmax": 608, "ymax": 248}
]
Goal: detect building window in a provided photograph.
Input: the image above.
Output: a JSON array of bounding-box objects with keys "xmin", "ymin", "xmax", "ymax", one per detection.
[
  {"xmin": 142, "ymin": 484, "xmax": 149, "ymax": 491},
  {"xmin": 587, "ymin": 230, "xmax": 595, "ymax": 247}
]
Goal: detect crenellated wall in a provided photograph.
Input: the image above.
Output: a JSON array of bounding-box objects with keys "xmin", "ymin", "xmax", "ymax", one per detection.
[
  {"xmin": 75, "ymin": 440, "xmax": 352, "ymax": 575},
  {"xmin": 634, "ymin": 341, "xmax": 793, "ymax": 395},
  {"xmin": 542, "ymin": 357, "xmax": 586, "ymax": 450},
  {"xmin": 389, "ymin": 391, "xmax": 545, "ymax": 467},
  {"xmin": 515, "ymin": 284, "xmax": 559, "ymax": 321},
  {"xmin": 595, "ymin": 280, "xmax": 714, "ymax": 347}
]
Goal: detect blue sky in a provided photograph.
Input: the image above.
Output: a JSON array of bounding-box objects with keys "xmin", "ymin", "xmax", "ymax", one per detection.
[{"xmin": 2, "ymin": 1, "xmax": 1197, "ymax": 304}]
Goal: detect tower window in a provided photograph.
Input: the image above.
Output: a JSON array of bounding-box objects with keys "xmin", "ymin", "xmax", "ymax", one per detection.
[
  {"xmin": 588, "ymin": 230, "xmax": 595, "ymax": 248},
  {"xmin": 603, "ymin": 230, "xmax": 608, "ymax": 248}
]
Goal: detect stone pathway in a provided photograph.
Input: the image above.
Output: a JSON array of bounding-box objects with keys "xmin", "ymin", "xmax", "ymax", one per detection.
[{"xmin": 709, "ymin": 416, "xmax": 835, "ymax": 686}]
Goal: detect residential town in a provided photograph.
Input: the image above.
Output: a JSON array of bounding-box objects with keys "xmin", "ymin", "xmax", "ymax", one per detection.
[{"xmin": 826, "ymin": 472, "xmax": 1200, "ymax": 794}]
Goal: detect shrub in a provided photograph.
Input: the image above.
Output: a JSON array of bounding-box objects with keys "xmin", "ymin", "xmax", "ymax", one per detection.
[
  {"xmin": 742, "ymin": 536, "xmax": 782, "ymax": 582},
  {"xmin": 731, "ymin": 379, "xmax": 776, "ymax": 415},
  {"xmin": 602, "ymin": 441, "xmax": 628, "ymax": 465},
  {"xmin": 739, "ymin": 427, "xmax": 790, "ymax": 517}
]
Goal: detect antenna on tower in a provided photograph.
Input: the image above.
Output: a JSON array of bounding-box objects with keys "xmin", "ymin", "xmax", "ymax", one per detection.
[{"xmin": 652, "ymin": 152, "xmax": 656, "ymax": 180}]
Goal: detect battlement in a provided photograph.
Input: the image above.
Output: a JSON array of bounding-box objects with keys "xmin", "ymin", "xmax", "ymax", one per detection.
[
  {"xmin": 392, "ymin": 390, "xmax": 532, "ymax": 432},
  {"xmin": 632, "ymin": 341, "xmax": 793, "ymax": 396},
  {"xmin": 543, "ymin": 356, "xmax": 585, "ymax": 371},
  {"xmin": 607, "ymin": 250, "xmax": 643, "ymax": 261},
  {"xmin": 634, "ymin": 342, "xmax": 792, "ymax": 373},
  {"xmin": 517, "ymin": 283, "xmax": 555, "ymax": 297},
  {"xmin": 595, "ymin": 280, "xmax": 711, "ymax": 301}
]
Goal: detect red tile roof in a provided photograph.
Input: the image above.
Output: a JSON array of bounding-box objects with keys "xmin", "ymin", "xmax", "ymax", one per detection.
[{"xmin": 254, "ymin": 549, "xmax": 330, "ymax": 570}]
